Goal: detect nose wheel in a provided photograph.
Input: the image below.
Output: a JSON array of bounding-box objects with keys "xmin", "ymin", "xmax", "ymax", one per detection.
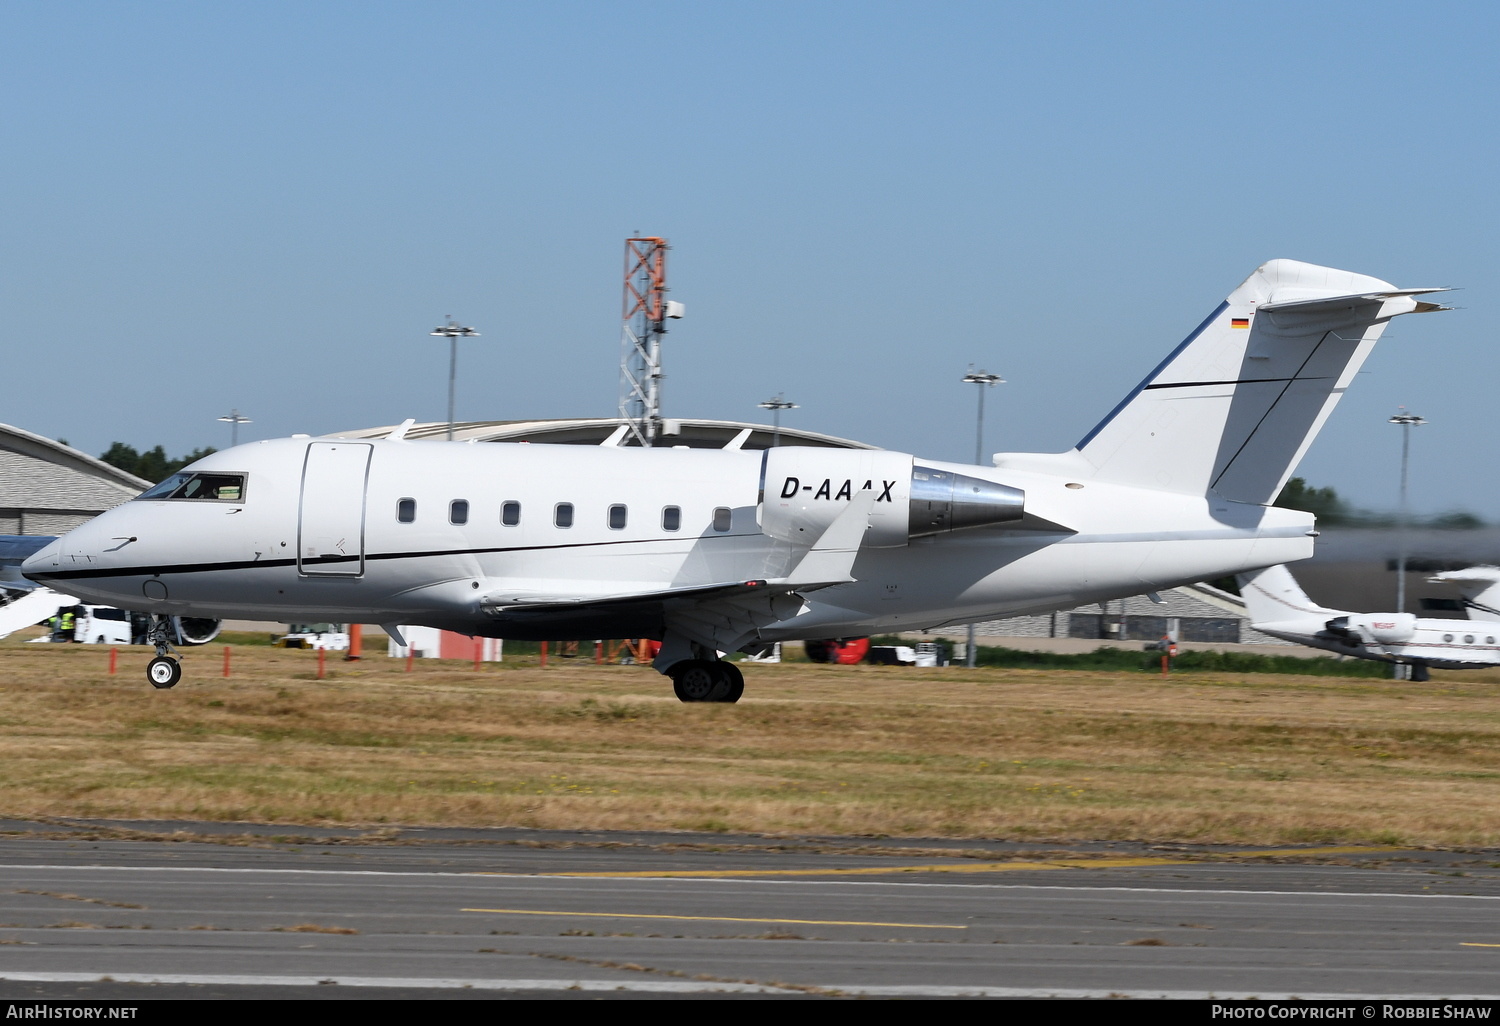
[
  {"xmin": 147, "ymin": 656, "xmax": 182, "ymax": 689},
  {"xmin": 145, "ymin": 615, "xmax": 182, "ymax": 689},
  {"xmin": 669, "ymin": 659, "xmax": 744, "ymax": 703}
]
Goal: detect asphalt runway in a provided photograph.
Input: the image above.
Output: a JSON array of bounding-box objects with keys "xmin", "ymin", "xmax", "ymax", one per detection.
[{"xmin": 0, "ymin": 820, "xmax": 1498, "ymax": 999}]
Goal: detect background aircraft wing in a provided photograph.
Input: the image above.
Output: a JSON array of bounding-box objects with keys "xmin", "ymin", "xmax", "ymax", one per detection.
[
  {"xmin": 0, "ymin": 536, "xmax": 57, "ymax": 591},
  {"xmin": 0, "ymin": 585, "xmax": 77, "ymax": 640}
]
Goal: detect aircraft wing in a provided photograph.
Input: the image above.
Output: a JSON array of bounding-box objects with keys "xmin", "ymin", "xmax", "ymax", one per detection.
[
  {"xmin": 481, "ymin": 577, "xmax": 835, "ymax": 616},
  {"xmin": 482, "ymin": 486, "xmax": 874, "ymax": 661}
]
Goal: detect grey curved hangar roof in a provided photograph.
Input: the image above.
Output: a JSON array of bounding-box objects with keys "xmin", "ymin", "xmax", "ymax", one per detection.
[
  {"xmin": 333, "ymin": 417, "xmax": 877, "ymax": 450},
  {"xmin": 0, "ymin": 422, "xmax": 151, "ymax": 535}
]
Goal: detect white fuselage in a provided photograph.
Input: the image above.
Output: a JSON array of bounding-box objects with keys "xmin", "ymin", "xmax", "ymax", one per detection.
[
  {"xmin": 1254, "ymin": 617, "xmax": 1500, "ymax": 670},
  {"xmin": 23, "ymin": 437, "xmax": 1316, "ymax": 643}
]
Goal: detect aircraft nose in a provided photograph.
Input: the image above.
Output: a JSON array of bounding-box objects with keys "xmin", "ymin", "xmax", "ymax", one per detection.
[{"xmin": 19, "ymin": 537, "xmax": 62, "ymax": 580}]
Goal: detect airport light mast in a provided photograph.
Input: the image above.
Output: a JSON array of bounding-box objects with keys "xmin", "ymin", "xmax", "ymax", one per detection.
[
  {"xmin": 961, "ymin": 367, "xmax": 1006, "ymax": 667},
  {"xmin": 962, "ymin": 368, "xmax": 1005, "ymax": 464},
  {"xmin": 758, "ymin": 394, "xmax": 798, "ymax": 447},
  {"xmin": 619, "ymin": 237, "xmax": 683, "ymax": 447},
  {"xmin": 216, "ymin": 409, "xmax": 251, "ymax": 447},
  {"xmin": 430, "ymin": 316, "xmax": 480, "ymax": 441},
  {"xmin": 1389, "ymin": 408, "xmax": 1428, "ymax": 614}
]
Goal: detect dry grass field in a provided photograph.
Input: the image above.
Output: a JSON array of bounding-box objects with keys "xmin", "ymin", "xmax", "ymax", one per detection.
[{"xmin": 1, "ymin": 631, "xmax": 1498, "ymax": 847}]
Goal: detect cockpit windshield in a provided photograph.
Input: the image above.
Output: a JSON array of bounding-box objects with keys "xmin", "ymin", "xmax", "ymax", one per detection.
[{"xmin": 136, "ymin": 472, "xmax": 247, "ymax": 502}]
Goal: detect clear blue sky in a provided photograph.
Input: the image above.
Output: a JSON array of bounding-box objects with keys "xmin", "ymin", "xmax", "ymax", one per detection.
[{"xmin": 2, "ymin": 1, "xmax": 1495, "ymax": 515}]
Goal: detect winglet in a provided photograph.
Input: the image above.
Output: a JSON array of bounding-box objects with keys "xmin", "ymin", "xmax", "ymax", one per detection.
[{"xmin": 782, "ymin": 489, "xmax": 875, "ymax": 586}]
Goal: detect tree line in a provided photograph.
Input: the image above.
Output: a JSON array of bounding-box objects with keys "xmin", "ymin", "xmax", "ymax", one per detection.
[{"xmin": 98, "ymin": 443, "xmax": 217, "ymax": 483}]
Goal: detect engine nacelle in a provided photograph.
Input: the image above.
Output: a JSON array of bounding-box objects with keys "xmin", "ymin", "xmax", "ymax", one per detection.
[
  {"xmin": 759, "ymin": 449, "xmax": 1026, "ymax": 548},
  {"xmin": 761, "ymin": 448, "xmax": 914, "ymax": 547},
  {"xmin": 173, "ymin": 616, "xmax": 223, "ymax": 646},
  {"xmin": 1326, "ymin": 613, "xmax": 1415, "ymax": 645}
]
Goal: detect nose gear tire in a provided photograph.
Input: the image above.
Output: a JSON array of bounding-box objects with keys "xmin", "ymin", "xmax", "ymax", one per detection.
[{"xmin": 147, "ymin": 656, "xmax": 181, "ymax": 689}]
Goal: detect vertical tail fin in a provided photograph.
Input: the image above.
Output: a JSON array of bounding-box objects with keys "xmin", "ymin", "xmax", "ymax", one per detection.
[
  {"xmin": 1236, "ymin": 564, "xmax": 1336, "ymax": 624},
  {"xmin": 1074, "ymin": 260, "xmax": 1448, "ymax": 503}
]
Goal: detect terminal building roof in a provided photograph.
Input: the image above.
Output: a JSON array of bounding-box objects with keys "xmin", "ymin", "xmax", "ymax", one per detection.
[{"xmin": 332, "ymin": 417, "xmax": 877, "ymax": 451}]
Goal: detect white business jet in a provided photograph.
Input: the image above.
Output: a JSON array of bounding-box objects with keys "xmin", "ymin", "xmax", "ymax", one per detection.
[
  {"xmin": 1237, "ymin": 564, "xmax": 1500, "ymax": 680},
  {"xmin": 20, "ymin": 259, "xmax": 1447, "ymax": 700}
]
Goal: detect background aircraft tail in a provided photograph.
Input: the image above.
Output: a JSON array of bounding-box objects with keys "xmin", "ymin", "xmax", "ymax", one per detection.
[
  {"xmin": 1073, "ymin": 260, "xmax": 1447, "ymax": 504},
  {"xmin": 1236, "ymin": 564, "xmax": 1337, "ymax": 624},
  {"xmin": 1429, "ymin": 566, "xmax": 1500, "ymax": 617}
]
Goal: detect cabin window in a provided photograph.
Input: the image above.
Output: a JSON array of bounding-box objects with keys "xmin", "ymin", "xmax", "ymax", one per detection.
[
  {"xmin": 662, "ymin": 506, "xmax": 681, "ymax": 532},
  {"xmin": 608, "ymin": 504, "xmax": 627, "ymax": 530},
  {"xmin": 1488, "ymin": 637, "xmax": 1495, "ymax": 645},
  {"xmin": 712, "ymin": 507, "xmax": 731, "ymax": 532},
  {"xmin": 397, "ymin": 498, "xmax": 416, "ymax": 523},
  {"xmin": 450, "ymin": 500, "xmax": 469, "ymax": 525},
  {"xmin": 502, "ymin": 501, "xmax": 520, "ymax": 526},
  {"xmin": 1465, "ymin": 635, "xmax": 1475, "ymax": 644},
  {"xmin": 554, "ymin": 503, "xmax": 574, "ymax": 528},
  {"xmin": 1443, "ymin": 634, "xmax": 1454, "ymax": 643}
]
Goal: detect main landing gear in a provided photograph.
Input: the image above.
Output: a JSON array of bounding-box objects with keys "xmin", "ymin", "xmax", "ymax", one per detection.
[
  {"xmin": 145, "ymin": 615, "xmax": 181, "ymax": 689},
  {"xmin": 668, "ymin": 659, "xmax": 744, "ymax": 704}
]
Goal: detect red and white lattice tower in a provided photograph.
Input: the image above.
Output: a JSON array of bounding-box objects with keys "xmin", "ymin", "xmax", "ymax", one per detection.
[{"xmin": 618, "ymin": 237, "xmax": 681, "ymax": 447}]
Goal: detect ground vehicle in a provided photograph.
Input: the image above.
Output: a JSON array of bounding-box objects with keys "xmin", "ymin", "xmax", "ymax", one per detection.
[
  {"xmin": 804, "ymin": 638, "xmax": 871, "ymax": 664},
  {"xmin": 29, "ymin": 604, "xmax": 134, "ymax": 644},
  {"xmin": 277, "ymin": 624, "xmax": 350, "ymax": 650}
]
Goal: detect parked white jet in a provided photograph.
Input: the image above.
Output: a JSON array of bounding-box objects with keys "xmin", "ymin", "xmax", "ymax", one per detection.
[
  {"xmin": 21, "ymin": 259, "xmax": 1447, "ymax": 700},
  {"xmin": 1237, "ymin": 564, "xmax": 1500, "ymax": 680}
]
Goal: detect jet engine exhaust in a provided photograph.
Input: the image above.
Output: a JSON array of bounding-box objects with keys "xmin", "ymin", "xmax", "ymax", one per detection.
[{"xmin": 909, "ymin": 465, "xmax": 1025, "ymax": 537}]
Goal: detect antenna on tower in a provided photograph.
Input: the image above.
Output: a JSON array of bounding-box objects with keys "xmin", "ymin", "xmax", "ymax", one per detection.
[{"xmin": 619, "ymin": 237, "xmax": 683, "ymax": 446}]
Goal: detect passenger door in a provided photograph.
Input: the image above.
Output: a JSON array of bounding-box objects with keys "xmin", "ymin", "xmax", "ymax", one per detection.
[{"xmin": 298, "ymin": 442, "xmax": 372, "ymax": 577}]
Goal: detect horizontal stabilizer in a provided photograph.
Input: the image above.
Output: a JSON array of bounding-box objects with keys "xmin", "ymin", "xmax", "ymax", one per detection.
[
  {"xmin": 1259, "ymin": 287, "xmax": 1451, "ymax": 314},
  {"xmin": 1429, "ymin": 566, "xmax": 1500, "ymax": 617}
]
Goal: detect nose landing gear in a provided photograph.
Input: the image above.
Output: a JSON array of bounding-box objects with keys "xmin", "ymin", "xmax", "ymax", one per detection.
[{"xmin": 145, "ymin": 615, "xmax": 181, "ymax": 689}]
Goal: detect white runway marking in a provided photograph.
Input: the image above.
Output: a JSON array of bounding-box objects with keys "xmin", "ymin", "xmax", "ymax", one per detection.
[{"xmin": 1, "ymin": 863, "xmax": 1497, "ymax": 903}]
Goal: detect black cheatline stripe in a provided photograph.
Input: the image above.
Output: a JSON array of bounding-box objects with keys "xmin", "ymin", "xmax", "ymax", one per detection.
[
  {"xmin": 1142, "ymin": 376, "xmax": 1331, "ymax": 390},
  {"xmin": 27, "ymin": 533, "xmax": 758, "ymax": 582}
]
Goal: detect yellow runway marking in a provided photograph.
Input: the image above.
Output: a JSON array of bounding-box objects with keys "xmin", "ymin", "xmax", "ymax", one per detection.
[
  {"xmin": 461, "ymin": 908, "xmax": 963, "ymax": 929},
  {"xmin": 529, "ymin": 845, "xmax": 1401, "ymax": 879},
  {"xmin": 1461, "ymin": 943, "xmax": 1500, "ymax": 948}
]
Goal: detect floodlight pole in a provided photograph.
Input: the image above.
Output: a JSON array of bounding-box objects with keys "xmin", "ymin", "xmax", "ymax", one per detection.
[
  {"xmin": 758, "ymin": 394, "xmax": 798, "ymax": 447},
  {"xmin": 961, "ymin": 368, "xmax": 1005, "ymax": 667},
  {"xmin": 1389, "ymin": 410, "xmax": 1427, "ymax": 614},
  {"xmin": 430, "ymin": 317, "xmax": 480, "ymax": 441},
  {"xmin": 962, "ymin": 368, "xmax": 1004, "ymax": 464},
  {"xmin": 217, "ymin": 409, "xmax": 251, "ymax": 447}
]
